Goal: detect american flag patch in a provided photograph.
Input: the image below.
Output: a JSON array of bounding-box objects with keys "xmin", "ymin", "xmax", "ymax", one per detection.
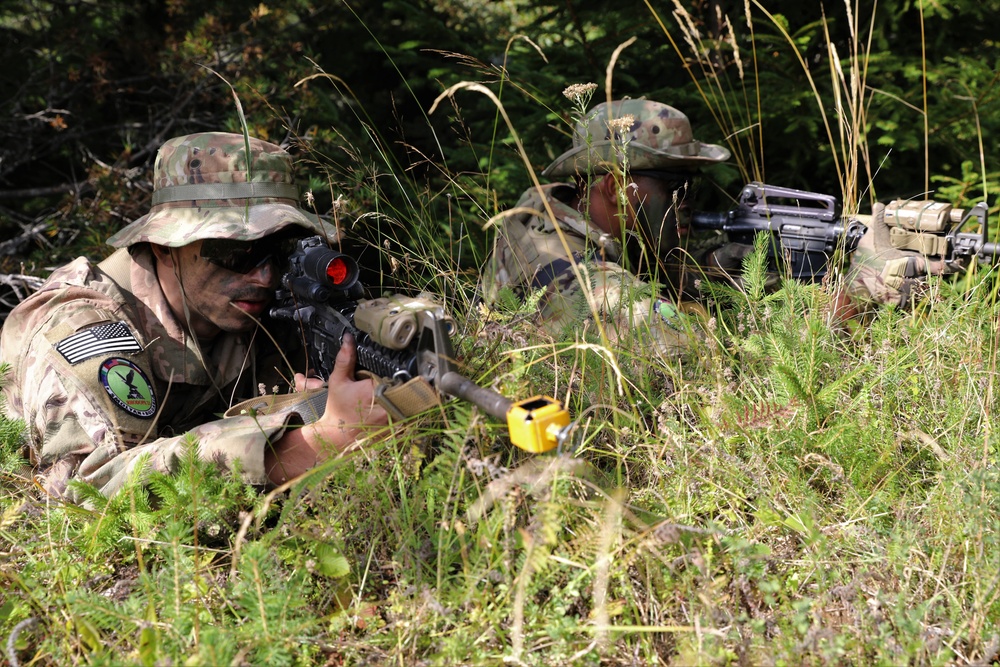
[{"xmin": 56, "ymin": 321, "xmax": 143, "ymax": 365}]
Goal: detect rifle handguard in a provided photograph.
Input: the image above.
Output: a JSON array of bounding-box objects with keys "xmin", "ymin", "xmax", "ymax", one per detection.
[{"xmin": 858, "ymin": 200, "xmax": 998, "ymax": 263}]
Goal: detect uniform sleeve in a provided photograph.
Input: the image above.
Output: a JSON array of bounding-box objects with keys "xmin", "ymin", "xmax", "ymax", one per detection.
[
  {"xmin": 73, "ymin": 411, "xmax": 299, "ymax": 501},
  {"xmin": 19, "ymin": 343, "xmax": 300, "ymax": 501},
  {"xmin": 531, "ymin": 258, "xmax": 695, "ymax": 359}
]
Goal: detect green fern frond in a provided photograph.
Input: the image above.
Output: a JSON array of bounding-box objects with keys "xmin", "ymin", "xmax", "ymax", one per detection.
[
  {"xmin": 0, "ymin": 366, "xmax": 29, "ymax": 475},
  {"xmin": 741, "ymin": 231, "xmax": 773, "ymax": 302},
  {"xmin": 67, "ymin": 478, "xmax": 111, "ymax": 511}
]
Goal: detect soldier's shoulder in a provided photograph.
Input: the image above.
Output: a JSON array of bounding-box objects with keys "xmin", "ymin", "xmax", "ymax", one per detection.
[{"xmin": 2, "ymin": 257, "xmax": 129, "ymax": 364}]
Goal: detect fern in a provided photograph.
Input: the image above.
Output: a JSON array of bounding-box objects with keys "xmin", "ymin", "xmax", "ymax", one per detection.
[
  {"xmin": 144, "ymin": 435, "xmax": 262, "ymax": 543},
  {"xmin": 0, "ymin": 363, "xmax": 29, "ymax": 477},
  {"xmin": 231, "ymin": 540, "xmax": 318, "ymax": 665},
  {"xmin": 740, "ymin": 231, "xmax": 774, "ymax": 303},
  {"xmin": 68, "ymin": 456, "xmax": 155, "ymax": 557}
]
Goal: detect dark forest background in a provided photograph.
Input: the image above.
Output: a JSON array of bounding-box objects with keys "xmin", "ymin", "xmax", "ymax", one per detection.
[{"xmin": 2, "ymin": 0, "xmax": 998, "ymax": 284}]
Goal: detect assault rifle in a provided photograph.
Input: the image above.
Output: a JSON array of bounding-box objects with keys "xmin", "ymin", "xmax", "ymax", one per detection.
[
  {"xmin": 267, "ymin": 236, "xmax": 571, "ymax": 453},
  {"xmin": 859, "ymin": 199, "xmax": 999, "ymax": 270},
  {"xmin": 691, "ymin": 182, "xmax": 868, "ymax": 281}
]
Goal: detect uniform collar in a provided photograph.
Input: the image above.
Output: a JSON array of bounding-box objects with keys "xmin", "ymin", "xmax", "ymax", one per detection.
[{"xmin": 518, "ymin": 183, "xmax": 624, "ymax": 262}]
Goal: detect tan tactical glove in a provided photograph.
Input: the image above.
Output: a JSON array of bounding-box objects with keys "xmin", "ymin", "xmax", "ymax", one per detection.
[{"xmin": 845, "ymin": 202, "xmax": 965, "ymax": 310}]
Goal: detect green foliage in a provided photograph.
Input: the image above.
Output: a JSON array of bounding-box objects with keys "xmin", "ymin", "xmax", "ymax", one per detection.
[
  {"xmin": 0, "ymin": 365, "xmax": 27, "ymax": 477},
  {"xmin": 5, "ymin": 274, "xmax": 1000, "ymax": 662}
]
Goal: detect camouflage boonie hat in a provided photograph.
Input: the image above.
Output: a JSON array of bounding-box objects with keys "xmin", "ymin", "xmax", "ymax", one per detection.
[
  {"xmin": 107, "ymin": 132, "xmax": 338, "ymax": 248},
  {"xmin": 542, "ymin": 99, "xmax": 731, "ymax": 178}
]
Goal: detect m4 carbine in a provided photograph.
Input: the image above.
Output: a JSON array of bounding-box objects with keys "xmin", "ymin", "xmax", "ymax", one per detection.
[
  {"xmin": 691, "ymin": 182, "xmax": 868, "ymax": 282},
  {"xmin": 266, "ymin": 236, "xmax": 571, "ymax": 454}
]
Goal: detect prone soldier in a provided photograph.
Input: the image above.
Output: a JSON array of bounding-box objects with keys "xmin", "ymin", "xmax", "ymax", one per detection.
[
  {"xmin": 482, "ymin": 98, "xmax": 732, "ymax": 357},
  {"xmin": 0, "ymin": 132, "xmax": 389, "ymax": 501}
]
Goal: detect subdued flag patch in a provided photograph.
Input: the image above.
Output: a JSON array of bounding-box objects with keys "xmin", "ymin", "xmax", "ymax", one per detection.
[{"xmin": 56, "ymin": 321, "xmax": 142, "ymax": 364}]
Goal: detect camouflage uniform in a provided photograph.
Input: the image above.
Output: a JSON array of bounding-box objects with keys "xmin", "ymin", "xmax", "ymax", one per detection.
[
  {"xmin": 1, "ymin": 132, "xmax": 341, "ymax": 500},
  {"xmin": 483, "ymin": 99, "xmax": 731, "ymax": 357}
]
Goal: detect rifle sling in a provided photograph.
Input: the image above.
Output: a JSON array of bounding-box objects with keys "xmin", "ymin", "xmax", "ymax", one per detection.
[
  {"xmin": 362, "ymin": 371, "xmax": 440, "ymax": 420},
  {"xmin": 529, "ymin": 252, "xmax": 589, "ymax": 290},
  {"xmin": 222, "ymin": 375, "xmax": 441, "ymax": 425},
  {"xmin": 224, "ymin": 388, "xmax": 327, "ymax": 424}
]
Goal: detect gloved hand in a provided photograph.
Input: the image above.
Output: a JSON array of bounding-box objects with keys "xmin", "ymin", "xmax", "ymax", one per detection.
[{"xmin": 845, "ymin": 202, "xmax": 967, "ymax": 310}]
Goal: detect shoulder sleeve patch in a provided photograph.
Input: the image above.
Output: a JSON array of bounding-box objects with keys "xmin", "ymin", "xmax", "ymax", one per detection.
[
  {"xmin": 56, "ymin": 320, "xmax": 143, "ymax": 365},
  {"xmin": 98, "ymin": 357, "xmax": 158, "ymax": 419}
]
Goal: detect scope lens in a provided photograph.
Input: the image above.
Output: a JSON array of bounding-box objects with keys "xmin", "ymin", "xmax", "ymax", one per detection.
[
  {"xmin": 326, "ymin": 257, "xmax": 351, "ymax": 286},
  {"xmin": 302, "ymin": 246, "xmax": 360, "ymax": 291}
]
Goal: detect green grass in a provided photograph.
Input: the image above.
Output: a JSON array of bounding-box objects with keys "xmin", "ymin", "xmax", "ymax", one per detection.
[{"xmin": 4, "ymin": 262, "xmax": 1000, "ymax": 664}]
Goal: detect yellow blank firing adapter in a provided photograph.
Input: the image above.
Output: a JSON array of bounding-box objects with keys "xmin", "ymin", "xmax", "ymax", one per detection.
[
  {"xmin": 506, "ymin": 396, "xmax": 572, "ymax": 453},
  {"xmin": 438, "ymin": 372, "xmax": 572, "ymax": 453}
]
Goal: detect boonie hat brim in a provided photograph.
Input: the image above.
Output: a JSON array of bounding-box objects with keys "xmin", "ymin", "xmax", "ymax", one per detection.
[
  {"xmin": 106, "ymin": 202, "xmax": 341, "ymax": 248},
  {"xmin": 542, "ymin": 139, "xmax": 731, "ymax": 179}
]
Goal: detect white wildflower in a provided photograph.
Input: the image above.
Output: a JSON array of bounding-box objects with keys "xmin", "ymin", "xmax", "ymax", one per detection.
[
  {"xmin": 608, "ymin": 114, "xmax": 635, "ymax": 135},
  {"xmin": 562, "ymin": 82, "xmax": 598, "ymax": 104}
]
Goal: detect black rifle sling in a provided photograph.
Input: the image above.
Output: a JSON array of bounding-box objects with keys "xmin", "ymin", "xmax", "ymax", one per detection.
[{"xmin": 528, "ymin": 251, "xmax": 589, "ymax": 292}]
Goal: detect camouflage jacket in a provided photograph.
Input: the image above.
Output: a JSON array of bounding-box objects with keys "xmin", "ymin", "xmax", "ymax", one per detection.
[
  {"xmin": 483, "ymin": 183, "xmax": 695, "ymax": 357},
  {"xmin": 0, "ymin": 245, "xmax": 306, "ymax": 501}
]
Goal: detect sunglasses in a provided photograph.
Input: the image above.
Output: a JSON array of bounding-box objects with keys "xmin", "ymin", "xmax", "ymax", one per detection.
[{"xmin": 199, "ymin": 236, "xmax": 299, "ymax": 274}]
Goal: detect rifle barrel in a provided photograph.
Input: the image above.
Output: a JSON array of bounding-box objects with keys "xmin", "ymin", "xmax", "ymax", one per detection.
[
  {"xmin": 980, "ymin": 242, "xmax": 1000, "ymax": 258},
  {"xmin": 439, "ymin": 371, "xmax": 513, "ymax": 420},
  {"xmin": 690, "ymin": 212, "xmax": 729, "ymax": 230}
]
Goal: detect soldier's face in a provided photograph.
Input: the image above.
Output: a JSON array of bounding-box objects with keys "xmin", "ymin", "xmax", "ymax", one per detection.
[
  {"xmin": 621, "ymin": 172, "xmax": 690, "ymax": 255},
  {"xmin": 166, "ymin": 240, "xmax": 279, "ymax": 338}
]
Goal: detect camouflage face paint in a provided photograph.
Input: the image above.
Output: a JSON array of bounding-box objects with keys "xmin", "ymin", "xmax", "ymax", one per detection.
[
  {"xmin": 625, "ymin": 172, "xmax": 691, "ymax": 256},
  {"xmin": 169, "ymin": 242, "xmax": 279, "ymax": 337}
]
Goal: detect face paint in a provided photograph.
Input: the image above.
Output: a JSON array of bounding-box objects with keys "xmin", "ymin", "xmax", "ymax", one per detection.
[{"xmin": 165, "ymin": 240, "xmax": 282, "ymax": 338}]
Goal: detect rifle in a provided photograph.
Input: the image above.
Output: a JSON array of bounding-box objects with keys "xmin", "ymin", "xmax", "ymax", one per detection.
[
  {"xmin": 858, "ymin": 199, "xmax": 998, "ymax": 270},
  {"xmin": 267, "ymin": 235, "xmax": 571, "ymax": 454},
  {"xmin": 691, "ymin": 182, "xmax": 868, "ymax": 281}
]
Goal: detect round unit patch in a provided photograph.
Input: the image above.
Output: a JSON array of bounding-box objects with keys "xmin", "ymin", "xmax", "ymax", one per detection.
[{"xmin": 98, "ymin": 357, "xmax": 158, "ymax": 419}]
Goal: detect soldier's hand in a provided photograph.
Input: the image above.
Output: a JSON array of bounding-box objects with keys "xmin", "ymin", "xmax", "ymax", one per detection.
[
  {"xmin": 265, "ymin": 333, "xmax": 388, "ymax": 485},
  {"xmin": 293, "ymin": 373, "xmax": 325, "ymax": 392},
  {"xmin": 705, "ymin": 242, "xmax": 755, "ymax": 274},
  {"xmin": 311, "ymin": 332, "xmax": 388, "ymax": 451}
]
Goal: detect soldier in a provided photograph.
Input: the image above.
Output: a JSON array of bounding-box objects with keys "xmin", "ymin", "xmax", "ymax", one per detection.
[
  {"xmin": 482, "ymin": 98, "xmax": 731, "ymax": 356},
  {"xmin": 0, "ymin": 132, "xmax": 388, "ymax": 501}
]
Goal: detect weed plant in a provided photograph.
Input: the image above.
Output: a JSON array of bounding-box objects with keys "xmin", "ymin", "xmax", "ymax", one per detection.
[{"xmin": 2, "ymin": 1, "xmax": 1000, "ymax": 665}]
